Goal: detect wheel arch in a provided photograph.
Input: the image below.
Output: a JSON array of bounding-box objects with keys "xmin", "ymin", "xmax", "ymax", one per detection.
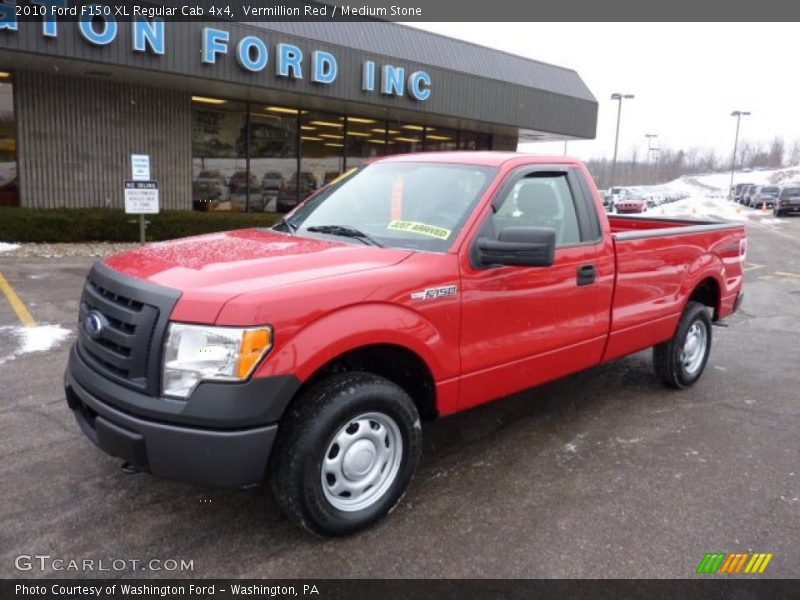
[{"xmin": 255, "ymin": 303, "xmax": 455, "ymax": 421}]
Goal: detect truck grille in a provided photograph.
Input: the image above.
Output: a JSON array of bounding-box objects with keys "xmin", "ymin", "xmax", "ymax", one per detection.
[{"xmin": 77, "ymin": 263, "xmax": 180, "ymax": 396}]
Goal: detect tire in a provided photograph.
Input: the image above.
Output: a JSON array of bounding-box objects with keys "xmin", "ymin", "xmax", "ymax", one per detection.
[
  {"xmin": 653, "ymin": 301, "xmax": 713, "ymax": 389},
  {"xmin": 269, "ymin": 371, "xmax": 422, "ymax": 537}
]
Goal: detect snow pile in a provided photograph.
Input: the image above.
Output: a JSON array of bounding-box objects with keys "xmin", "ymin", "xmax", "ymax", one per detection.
[
  {"xmin": 0, "ymin": 242, "xmax": 20, "ymax": 253},
  {"xmin": 0, "ymin": 324, "xmax": 72, "ymax": 365}
]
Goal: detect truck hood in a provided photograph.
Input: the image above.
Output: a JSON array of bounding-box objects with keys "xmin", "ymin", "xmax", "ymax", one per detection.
[{"xmin": 104, "ymin": 229, "xmax": 413, "ymax": 321}]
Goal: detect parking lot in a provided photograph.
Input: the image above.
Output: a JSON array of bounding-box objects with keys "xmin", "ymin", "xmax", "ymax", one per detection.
[{"xmin": 1, "ymin": 206, "xmax": 799, "ymax": 578}]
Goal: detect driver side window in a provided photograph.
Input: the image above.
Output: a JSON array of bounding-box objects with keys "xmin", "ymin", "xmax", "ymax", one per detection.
[{"xmin": 490, "ymin": 173, "xmax": 581, "ymax": 247}]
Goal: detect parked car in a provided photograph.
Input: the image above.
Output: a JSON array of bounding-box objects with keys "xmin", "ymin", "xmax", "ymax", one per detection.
[
  {"xmin": 192, "ymin": 170, "xmax": 230, "ymax": 210},
  {"xmin": 261, "ymin": 171, "xmax": 284, "ymax": 192},
  {"xmin": 615, "ymin": 195, "xmax": 647, "ymax": 213},
  {"xmin": 228, "ymin": 170, "xmax": 261, "ymax": 196},
  {"xmin": 276, "ymin": 171, "xmax": 317, "ymax": 213},
  {"xmin": 742, "ymin": 184, "xmax": 760, "ymax": 207},
  {"xmin": 733, "ymin": 183, "xmax": 753, "ymax": 203},
  {"xmin": 66, "ymin": 152, "xmax": 746, "ymax": 536},
  {"xmin": 750, "ymin": 185, "xmax": 779, "ymax": 209},
  {"xmin": 774, "ymin": 184, "xmax": 800, "ymax": 216}
]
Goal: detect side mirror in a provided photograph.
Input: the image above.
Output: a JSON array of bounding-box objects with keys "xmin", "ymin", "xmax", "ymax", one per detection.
[{"xmin": 477, "ymin": 226, "xmax": 556, "ymax": 267}]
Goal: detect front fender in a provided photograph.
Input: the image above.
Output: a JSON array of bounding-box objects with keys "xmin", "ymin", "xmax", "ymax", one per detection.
[{"xmin": 254, "ymin": 302, "xmax": 458, "ymax": 384}]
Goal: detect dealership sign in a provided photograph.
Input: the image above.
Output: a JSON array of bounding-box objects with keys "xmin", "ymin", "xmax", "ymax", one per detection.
[{"xmin": 0, "ymin": 4, "xmax": 432, "ymax": 101}]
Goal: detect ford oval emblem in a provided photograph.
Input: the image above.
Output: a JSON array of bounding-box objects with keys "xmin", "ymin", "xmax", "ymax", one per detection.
[{"xmin": 84, "ymin": 310, "xmax": 105, "ymax": 338}]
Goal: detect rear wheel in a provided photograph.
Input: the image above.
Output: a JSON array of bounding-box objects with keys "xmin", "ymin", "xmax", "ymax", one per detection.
[
  {"xmin": 269, "ymin": 371, "xmax": 421, "ymax": 537},
  {"xmin": 653, "ymin": 301, "xmax": 713, "ymax": 389}
]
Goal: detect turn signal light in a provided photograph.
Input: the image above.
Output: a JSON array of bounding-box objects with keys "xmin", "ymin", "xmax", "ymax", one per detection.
[{"xmin": 238, "ymin": 329, "xmax": 272, "ymax": 378}]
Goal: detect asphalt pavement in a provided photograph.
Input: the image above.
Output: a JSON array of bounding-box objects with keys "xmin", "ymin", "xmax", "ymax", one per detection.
[{"xmin": 1, "ymin": 205, "xmax": 799, "ymax": 578}]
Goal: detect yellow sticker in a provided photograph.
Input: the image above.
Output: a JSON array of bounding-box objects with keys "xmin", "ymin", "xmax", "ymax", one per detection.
[{"xmin": 387, "ymin": 220, "xmax": 452, "ymax": 241}]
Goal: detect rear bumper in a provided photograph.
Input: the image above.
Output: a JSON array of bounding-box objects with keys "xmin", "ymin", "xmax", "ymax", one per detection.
[{"xmin": 65, "ymin": 344, "xmax": 299, "ymax": 488}]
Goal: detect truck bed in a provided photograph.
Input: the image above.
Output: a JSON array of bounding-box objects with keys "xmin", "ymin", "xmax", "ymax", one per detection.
[{"xmin": 603, "ymin": 214, "xmax": 746, "ymax": 363}]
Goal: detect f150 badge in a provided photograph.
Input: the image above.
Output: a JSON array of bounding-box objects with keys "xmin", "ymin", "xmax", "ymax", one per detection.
[{"xmin": 410, "ymin": 285, "xmax": 458, "ymax": 300}]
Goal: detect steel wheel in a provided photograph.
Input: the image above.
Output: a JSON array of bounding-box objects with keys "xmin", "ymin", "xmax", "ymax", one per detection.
[
  {"xmin": 321, "ymin": 412, "xmax": 403, "ymax": 512},
  {"xmin": 680, "ymin": 320, "xmax": 708, "ymax": 376}
]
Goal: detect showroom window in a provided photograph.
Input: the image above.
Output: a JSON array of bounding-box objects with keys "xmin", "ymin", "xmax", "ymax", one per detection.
[
  {"xmin": 0, "ymin": 71, "xmax": 18, "ymax": 207},
  {"xmin": 298, "ymin": 111, "xmax": 345, "ymax": 207},
  {"xmin": 191, "ymin": 97, "xmax": 247, "ymax": 212},
  {"xmin": 424, "ymin": 127, "xmax": 459, "ymax": 152},
  {"xmin": 249, "ymin": 106, "xmax": 299, "ymax": 213},
  {"xmin": 191, "ymin": 96, "xmax": 495, "ymax": 213},
  {"xmin": 346, "ymin": 116, "xmax": 386, "ymax": 167},
  {"xmin": 459, "ymin": 130, "xmax": 491, "ymax": 150},
  {"xmin": 386, "ymin": 122, "xmax": 424, "ymax": 154}
]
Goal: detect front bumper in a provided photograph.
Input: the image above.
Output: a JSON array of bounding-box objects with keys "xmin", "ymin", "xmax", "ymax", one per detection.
[{"xmin": 65, "ymin": 344, "xmax": 299, "ymax": 488}]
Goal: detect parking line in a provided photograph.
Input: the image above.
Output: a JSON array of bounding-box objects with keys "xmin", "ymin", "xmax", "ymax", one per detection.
[
  {"xmin": 775, "ymin": 271, "xmax": 800, "ymax": 279},
  {"xmin": 743, "ymin": 263, "xmax": 766, "ymax": 272},
  {"xmin": 0, "ymin": 271, "xmax": 37, "ymax": 327}
]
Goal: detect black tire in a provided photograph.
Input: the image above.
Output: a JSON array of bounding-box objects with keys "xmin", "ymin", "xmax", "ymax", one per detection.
[
  {"xmin": 269, "ymin": 371, "xmax": 421, "ymax": 537},
  {"xmin": 653, "ymin": 301, "xmax": 713, "ymax": 389}
]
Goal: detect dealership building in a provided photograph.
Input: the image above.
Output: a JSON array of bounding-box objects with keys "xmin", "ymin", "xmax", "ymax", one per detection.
[{"xmin": 0, "ymin": 16, "xmax": 597, "ymax": 211}]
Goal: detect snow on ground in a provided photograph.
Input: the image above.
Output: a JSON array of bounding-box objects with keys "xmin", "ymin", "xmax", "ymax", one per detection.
[
  {"xmin": 622, "ymin": 164, "xmax": 800, "ymax": 223},
  {"xmin": 0, "ymin": 242, "xmax": 20, "ymax": 253},
  {"xmin": 0, "ymin": 324, "xmax": 72, "ymax": 365}
]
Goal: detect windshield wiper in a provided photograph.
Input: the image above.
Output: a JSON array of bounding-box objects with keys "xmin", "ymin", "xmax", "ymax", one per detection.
[{"xmin": 306, "ymin": 225, "xmax": 384, "ymax": 247}]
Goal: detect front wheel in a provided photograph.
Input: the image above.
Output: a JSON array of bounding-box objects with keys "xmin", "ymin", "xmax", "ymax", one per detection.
[
  {"xmin": 653, "ymin": 301, "xmax": 713, "ymax": 389},
  {"xmin": 269, "ymin": 372, "xmax": 421, "ymax": 537}
]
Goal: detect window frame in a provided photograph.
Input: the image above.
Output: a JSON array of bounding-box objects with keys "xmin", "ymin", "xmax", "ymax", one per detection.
[{"xmin": 468, "ymin": 164, "xmax": 603, "ymax": 269}]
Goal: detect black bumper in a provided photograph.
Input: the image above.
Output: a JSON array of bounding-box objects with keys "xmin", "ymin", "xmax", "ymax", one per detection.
[{"xmin": 65, "ymin": 344, "xmax": 300, "ymax": 488}]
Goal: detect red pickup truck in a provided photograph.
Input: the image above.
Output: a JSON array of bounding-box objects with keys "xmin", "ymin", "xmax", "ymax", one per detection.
[{"xmin": 65, "ymin": 153, "xmax": 746, "ymax": 536}]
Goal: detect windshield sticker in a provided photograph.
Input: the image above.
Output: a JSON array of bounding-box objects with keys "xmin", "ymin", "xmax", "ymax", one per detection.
[{"xmin": 387, "ymin": 220, "xmax": 452, "ymax": 241}]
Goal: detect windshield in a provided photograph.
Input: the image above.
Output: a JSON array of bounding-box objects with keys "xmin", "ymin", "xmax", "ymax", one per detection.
[
  {"xmin": 782, "ymin": 187, "xmax": 800, "ymax": 197},
  {"xmin": 278, "ymin": 162, "xmax": 498, "ymax": 252},
  {"xmin": 761, "ymin": 187, "xmax": 778, "ymax": 194}
]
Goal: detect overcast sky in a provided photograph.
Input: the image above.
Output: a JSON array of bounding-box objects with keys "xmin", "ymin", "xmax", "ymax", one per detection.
[{"xmin": 406, "ymin": 23, "xmax": 796, "ymax": 161}]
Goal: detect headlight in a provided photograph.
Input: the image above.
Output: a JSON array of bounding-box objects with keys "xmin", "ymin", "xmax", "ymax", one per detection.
[{"xmin": 162, "ymin": 323, "xmax": 273, "ymax": 398}]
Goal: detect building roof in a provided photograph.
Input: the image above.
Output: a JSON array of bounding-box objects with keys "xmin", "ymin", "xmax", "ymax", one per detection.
[{"xmin": 256, "ymin": 22, "xmax": 596, "ymax": 102}]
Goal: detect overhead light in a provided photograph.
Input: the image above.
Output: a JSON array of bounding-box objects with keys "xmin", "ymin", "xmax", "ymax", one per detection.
[
  {"xmin": 0, "ymin": 72, "xmax": 10, "ymax": 79},
  {"xmin": 346, "ymin": 132, "xmax": 371, "ymax": 137},
  {"xmin": 319, "ymin": 134, "xmax": 343, "ymax": 139},
  {"xmin": 300, "ymin": 125, "xmax": 317, "ymax": 131},
  {"xmin": 347, "ymin": 117, "xmax": 377, "ymax": 124},
  {"xmin": 425, "ymin": 135, "xmax": 452, "ymax": 141},
  {"xmin": 367, "ymin": 139, "xmax": 387, "ymax": 144},
  {"xmin": 301, "ymin": 136, "xmax": 324, "ymax": 141},
  {"xmin": 310, "ymin": 120, "xmax": 344, "ymax": 128},
  {"xmin": 402, "ymin": 125, "xmax": 427, "ymax": 131},
  {"xmin": 394, "ymin": 136, "xmax": 421, "ymax": 143},
  {"xmin": 324, "ymin": 143, "xmax": 344, "ymax": 148},
  {"xmin": 266, "ymin": 106, "xmax": 299, "ymax": 114},
  {"xmin": 192, "ymin": 96, "xmax": 227, "ymax": 105}
]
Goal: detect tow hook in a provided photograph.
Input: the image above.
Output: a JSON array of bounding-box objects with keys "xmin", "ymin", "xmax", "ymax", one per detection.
[{"xmin": 120, "ymin": 462, "xmax": 141, "ymax": 475}]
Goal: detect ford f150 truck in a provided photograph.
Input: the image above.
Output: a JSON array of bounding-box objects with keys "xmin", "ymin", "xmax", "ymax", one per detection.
[{"xmin": 65, "ymin": 153, "xmax": 746, "ymax": 536}]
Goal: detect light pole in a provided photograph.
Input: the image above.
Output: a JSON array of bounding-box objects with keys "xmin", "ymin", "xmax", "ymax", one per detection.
[
  {"xmin": 609, "ymin": 93, "xmax": 634, "ymax": 191},
  {"xmin": 650, "ymin": 147, "xmax": 661, "ymax": 184},
  {"xmin": 729, "ymin": 111, "xmax": 750, "ymax": 199},
  {"xmin": 645, "ymin": 133, "xmax": 658, "ymax": 184}
]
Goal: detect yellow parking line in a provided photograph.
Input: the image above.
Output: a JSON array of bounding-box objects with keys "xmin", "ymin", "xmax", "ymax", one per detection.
[
  {"xmin": 0, "ymin": 271, "xmax": 37, "ymax": 327},
  {"xmin": 775, "ymin": 271, "xmax": 800, "ymax": 279},
  {"xmin": 743, "ymin": 263, "xmax": 766, "ymax": 272}
]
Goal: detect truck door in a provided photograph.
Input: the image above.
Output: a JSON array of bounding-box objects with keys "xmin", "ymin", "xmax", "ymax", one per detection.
[{"xmin": 457, "ymin": 166, "xmax": 612, "ymax": 410}]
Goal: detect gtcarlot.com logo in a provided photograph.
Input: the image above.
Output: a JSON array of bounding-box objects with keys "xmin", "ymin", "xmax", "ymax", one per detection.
[
  {"xmin": 15, "ymin": 554, "xmax": 194, "ymax": 572},
  {"xmin": 696, "ymin": 552, "xmax": 773, "ymax": 574}
]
